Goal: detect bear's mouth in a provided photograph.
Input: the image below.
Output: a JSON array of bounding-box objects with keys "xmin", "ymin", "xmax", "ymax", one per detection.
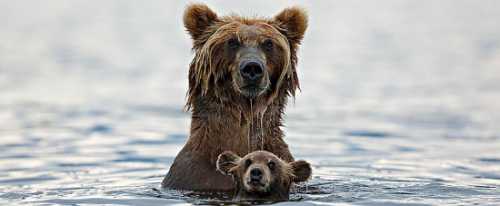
[
  {"xmin": 240, "ymin": 84, "xmax": 268, "ymax": 99},
  {"xmin": 248, "ymin": 180, "xmax": 266, "ymax": 187},
  {"xmin": 245, "ymin": 180, "xmax": 269, "ymax": 192}
]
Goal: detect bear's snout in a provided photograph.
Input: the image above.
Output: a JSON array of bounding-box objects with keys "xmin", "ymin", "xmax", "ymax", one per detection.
[
  {"xmin": 249, "ymin": 168, "xmax": 263, "ymax": 182},
  {"xmin": 234, "ymin": 46, "xmax": 270, "ymax": 99},
  {"xmin": 243, "ymin": 164, "xmax": 271, "ymax": 192},
  {"xmin": 240, "ymin": 60, "xmax": 264, "ymax": 82}
]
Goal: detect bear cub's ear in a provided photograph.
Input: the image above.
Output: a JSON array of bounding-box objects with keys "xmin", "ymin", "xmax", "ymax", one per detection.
[
  {"xmin": 183, "ymin": 3, "xmax": 219, "ymax": 41},
  {"xmin": 273, "ymin": 7, "xmax": 308, "ymax": 45},
  {"xmin": 290, "ymin": 160, "xmax": 312, "ymax": 182},
  {"xmin": 216, "ymin": 151, "xmax": 241, "ymax": 175}
]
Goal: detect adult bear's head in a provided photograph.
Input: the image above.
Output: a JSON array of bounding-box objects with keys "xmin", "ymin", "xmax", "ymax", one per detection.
[{"xmin": 183, "ymin": 4, "xmax": 307, "ymax": 109}]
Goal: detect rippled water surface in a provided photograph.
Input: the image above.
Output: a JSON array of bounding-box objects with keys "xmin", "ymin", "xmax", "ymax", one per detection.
[{"xmin": 1, "ymin": 1, "xmax": 500, "ymax": 205}]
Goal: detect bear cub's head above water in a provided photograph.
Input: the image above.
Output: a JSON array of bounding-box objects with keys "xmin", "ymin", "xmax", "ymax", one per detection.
[{"xmin": 216, "ymin": 150, "xmax": 312, "ymax": 202}]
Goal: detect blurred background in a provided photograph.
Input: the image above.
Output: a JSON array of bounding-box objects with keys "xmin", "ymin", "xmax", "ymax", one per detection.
[{"xmin": 1, "ymin": 1, "xmax": 499, "ymax": 205}]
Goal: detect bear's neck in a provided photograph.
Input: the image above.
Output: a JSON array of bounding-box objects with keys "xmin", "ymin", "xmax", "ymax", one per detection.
[{"xmin": 187, "ymin": 90, "xmax": 289, "ymax": 163}]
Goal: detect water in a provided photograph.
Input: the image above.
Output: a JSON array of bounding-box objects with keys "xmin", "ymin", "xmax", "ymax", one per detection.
[{"xmin": 1, "ymin": 1, "xmax": 500, "ymax": 205}]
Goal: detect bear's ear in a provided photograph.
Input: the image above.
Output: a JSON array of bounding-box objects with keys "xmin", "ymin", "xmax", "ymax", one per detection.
[
  {"xmin": 273, "ymin": 6, "xmax": 308, "ymax": 45},
  {"xmin": 183, "ymin": 3, "xmax": 219, "ymax": 41},
  {"xmin": 216, "ymin": 151, "xmax": 241, "ymax": 175},
  {"xmin": 290, "ymin": 160, "xmax": 312, "ymax": 182}
]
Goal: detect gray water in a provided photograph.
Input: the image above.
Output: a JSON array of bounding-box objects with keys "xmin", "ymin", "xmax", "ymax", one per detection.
[{"xmin": 1, "ymin": 1, "xmax": 500, "ymax": 205}]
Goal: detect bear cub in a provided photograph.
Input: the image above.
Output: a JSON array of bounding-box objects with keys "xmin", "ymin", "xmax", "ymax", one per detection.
[{"xmin": 216, "ymin": 150, "xmax": 312, "ymax": 202}]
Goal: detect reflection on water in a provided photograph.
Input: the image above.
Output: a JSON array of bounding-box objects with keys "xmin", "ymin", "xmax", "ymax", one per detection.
[{"xmin": 1, "ymin": 1, "xmax": 500, "ymax": 205}]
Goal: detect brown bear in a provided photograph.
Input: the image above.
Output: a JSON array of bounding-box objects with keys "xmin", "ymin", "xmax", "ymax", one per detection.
[
  {"xmin": 216, "ymin": 150, "xmax": 312, "ymax": 201},
  {"xmin": 162, "ymin": 3, "xmax": 308, "ymax": 191}
]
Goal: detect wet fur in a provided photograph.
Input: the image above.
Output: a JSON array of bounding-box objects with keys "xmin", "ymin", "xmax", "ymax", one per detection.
[
  {"xmin": 217, "ymin": 151, "xmax": 312, "ymax": 201},
  {"xmin": 162, "ymin": 4, "xmax": 308, "ymax": 191}
]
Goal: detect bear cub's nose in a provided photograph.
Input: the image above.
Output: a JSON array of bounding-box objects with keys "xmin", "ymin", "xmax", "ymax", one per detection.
[
  {"xmin": 250, "ymin": 168, "xmax": 263, "ymax": 182},
  {"xmin": 240, "ymin": 61, "xmax": 264, "ymax": 82}
]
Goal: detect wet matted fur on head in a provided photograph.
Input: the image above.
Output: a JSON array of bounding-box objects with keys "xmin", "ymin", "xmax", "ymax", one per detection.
[
  {"xmin": 184, "ymin": 3, "xmax": 307, "ymax": 109},
  {"xmin": 162, "ymin": 3, "xmax": 308, "ymax": 192}
]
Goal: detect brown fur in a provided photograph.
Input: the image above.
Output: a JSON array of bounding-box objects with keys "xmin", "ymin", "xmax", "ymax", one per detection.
[
  {"xmin": 162, "ymin": 3, "xmax": 308, "ymax": 191},
  {"xmin": 216, "ymin": 151, "xmax": 312, "ymax": 201}
]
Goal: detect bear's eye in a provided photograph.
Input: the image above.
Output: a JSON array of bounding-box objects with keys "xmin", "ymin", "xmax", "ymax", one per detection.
[
  {"xmin": 262, "ymin": 39, "xmax": 274, "ymax": 52},
  {"xmin": 268, "ymin": 161, "xmax": 276, "ymax": 171},
  {"xmin": 227, "ymin": 38, "xmax": 240, "ymax": 50},
  {"xmin": 245, "ymin": 159, "xmax": 252, "ymax": 168}
]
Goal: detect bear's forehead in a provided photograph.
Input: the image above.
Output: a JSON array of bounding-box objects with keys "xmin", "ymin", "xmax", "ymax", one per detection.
[
  {"xmin": 245, "ymin": 151, "xmax": 280, "ymax": 162},
  {"xmin": 221, "ymin": 21, "xmax": 279, "ymax": 40},
  {"xmin": 238, "ymin": 25, "xmax": 261, "ymax": 39}
]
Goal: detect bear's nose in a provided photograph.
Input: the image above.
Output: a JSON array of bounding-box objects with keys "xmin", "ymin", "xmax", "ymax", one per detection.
[
  {"xmin": 240, "ymin": 60, "xmax": 264, "ymax": 82},
  {"xmin": 250, "ymin": 168, "xmax": 263, "ymax": 181}
]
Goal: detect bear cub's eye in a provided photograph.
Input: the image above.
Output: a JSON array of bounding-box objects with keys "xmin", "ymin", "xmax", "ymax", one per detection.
[
  {"xmin": 245, "ymin": 159, "xmax": 252, "ymax": 168},
  {"xmin": 262, "ymin": 39, "xmax": 274, "ymax": 52},
  {"xmin": 227, "ymin": 38, "xmax": 240, "ymax": 50},
  {"xmin": 267, "ymin": 161, "xmax": 276, "ymax": 170}
]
